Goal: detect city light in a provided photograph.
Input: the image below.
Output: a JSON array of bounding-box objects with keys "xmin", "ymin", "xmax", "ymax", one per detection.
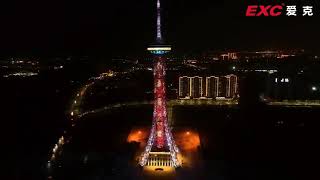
[
  {"xmin": 312, "ymin": 86, "xmax": 317, "ymax": 91},
  {"xmin": 3, "ymin": 72, "xmax": 38, "ymax": 78}
]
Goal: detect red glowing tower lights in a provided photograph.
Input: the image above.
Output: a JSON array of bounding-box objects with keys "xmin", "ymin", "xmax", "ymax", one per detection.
[
  {"xmin": 139, "ymin": 0, "xmax": 180, "ymax": 167},
  {"xmin": 153, "ymin": 56, "xmax": 166, "ymax": 148}
]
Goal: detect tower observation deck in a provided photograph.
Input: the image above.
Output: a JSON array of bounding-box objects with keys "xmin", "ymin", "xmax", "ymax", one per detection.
[{"xmin": 139, "ymin": 0, "xmax": 180, "ymax": 167}]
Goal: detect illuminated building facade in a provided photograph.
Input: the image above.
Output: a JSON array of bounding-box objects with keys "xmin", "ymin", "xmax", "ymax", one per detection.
[
  {"xmin": 206, "ymin": 76, "xmax": 219, "ymax": 98},
  {"xmin": 179, "ymin": 76, "xmax": 204, "ymax": 98},
  {"xmin": 179, "ymin": 76, "xmax": 190, "ymax": 97},
  {"xmin": 221, "ymin": 52, "xmax": 238, "ymax": 60},
  {"xmin": 225, "ymin": 74, "xmax": 238, "ymax": 98},
  {"xmin": 139, "ymin": 0, "xmax": 180, "ymax": 168},
  {"xmin": 190, "ymin": 76, "xmax": 203, "ymax": 98},
  {"xmin": 218, "ymin": 76, "xmax": 227, "ymax": 97},
  {"xmin": 179, "ymin": 74, "xmax": 238, "ymax": 99}
]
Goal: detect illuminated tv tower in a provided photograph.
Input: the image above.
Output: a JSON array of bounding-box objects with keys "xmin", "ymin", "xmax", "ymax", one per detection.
[{"xmin": 139, "ymin": 0, "xmax": 180, "ymax": 167}]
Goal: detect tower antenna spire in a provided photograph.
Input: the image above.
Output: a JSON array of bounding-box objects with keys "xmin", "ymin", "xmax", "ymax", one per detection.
[{"xmin": 156, "ymin": 0, "xmax": 163, "ymax": 43}]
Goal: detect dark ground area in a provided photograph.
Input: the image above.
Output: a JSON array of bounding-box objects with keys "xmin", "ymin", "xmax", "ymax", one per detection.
[
  {"xmin": 5, "ymin": 74, "xmax": 75, "ymax": 180},
  {"xmin": 4, "ymin": 61, "xmax": 97, "ymax": 180},
  {"xmin": 174, "ymin": 105, "xmax": 317, "ymax": 180}
]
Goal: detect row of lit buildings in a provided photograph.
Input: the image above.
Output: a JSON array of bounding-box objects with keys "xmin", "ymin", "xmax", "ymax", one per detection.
[
  {"xmin": 178, "ymin": 74, "xmax": 238, "ymax": 99},
  {"xmin": 204, "ymin": 49, "xmax": 304, "ymax": 61}
]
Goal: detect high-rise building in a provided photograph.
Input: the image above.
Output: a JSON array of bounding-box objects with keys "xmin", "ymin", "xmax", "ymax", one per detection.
[
  {"xmin": 178, "ymin": 76, "xmax": 190, "ymax": 98},
  {"xmin": 206, "ymin": 76, "xmax": 219, "ymax": 98},
  {"xmin": 218, "ymin": 76, "xmax": 227, "ymax": 97},
  {"xmin": 179, "ymin": 76, "xmax": 204, "ymax": 99},
  {"xmin": 190, "ymin": 76, "xmax": 203, "ymax": 98},
  {"xmin": 178, "ymin": 74, "xmax": 238, "ymax": 99},
  {"xmin": 225, "ymin": 74, "xmax": 238, "ymax": 98}
]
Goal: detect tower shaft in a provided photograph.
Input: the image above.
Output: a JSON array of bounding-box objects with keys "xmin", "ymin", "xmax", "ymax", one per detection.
[
  {"xmin": 153, "ymin": 56, "xmax": 166, "ymax": 148},
  {"xmin": 139, "ymin": 54, "xmax": 180, "ymax": 167}
]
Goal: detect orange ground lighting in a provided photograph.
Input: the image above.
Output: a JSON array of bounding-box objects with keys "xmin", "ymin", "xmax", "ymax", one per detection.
[
  {"xmin": 127, "ymin": 127, "xmax": 149, "ymax": 146},
  {"xmin": 128, "ymin": 127, "xmax": 201, "ymax": 152},
  {"xmin": 174, "ymin": 129, "xmax": 200, "ymax": 152}
]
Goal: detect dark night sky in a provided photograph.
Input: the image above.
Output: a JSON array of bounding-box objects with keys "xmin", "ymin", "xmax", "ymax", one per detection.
[{"xmin": 0, "ymin": 0, "xmax": 319, "ymax": 57}]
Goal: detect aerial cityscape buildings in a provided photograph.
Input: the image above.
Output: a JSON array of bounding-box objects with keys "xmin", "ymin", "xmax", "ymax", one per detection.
[{"xmin": 7, "ymin": 0, "xmax": 320, "ymax": 179}]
